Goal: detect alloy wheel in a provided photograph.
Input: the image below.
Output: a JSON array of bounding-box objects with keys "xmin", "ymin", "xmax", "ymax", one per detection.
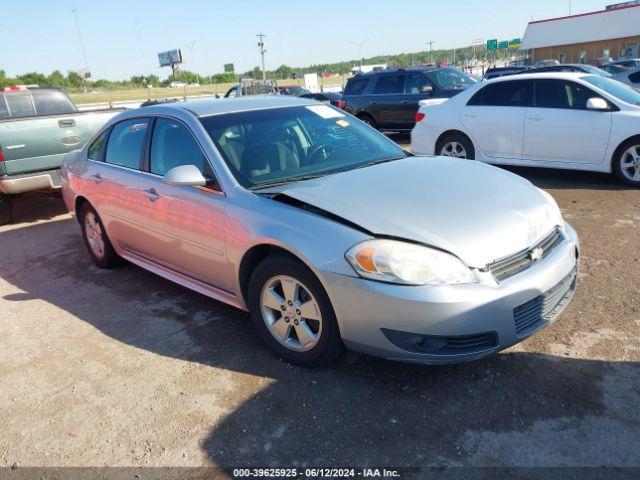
[
  {"xmin": 84, "ymin": 212, "xmax": 105, "ymax": 259},
  {"xmin": 441, "ymin": 141, "xmax": 468, "ymax": 158},
  {"xmin": 620, "ymin": 145, "xmax": 640, "ymax": 182},
  {"xmin": 260, "ymin": 275, "xmax": 323, "ymax": 352}
]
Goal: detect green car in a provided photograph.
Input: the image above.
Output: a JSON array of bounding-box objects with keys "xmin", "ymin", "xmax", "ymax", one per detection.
[{"xmin": 0, "ymin": 86, "xmax": 121, "ymax": 224}]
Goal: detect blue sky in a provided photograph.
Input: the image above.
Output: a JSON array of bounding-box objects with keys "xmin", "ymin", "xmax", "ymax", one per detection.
[{"xmin": 2, "ymin": 0, "xmax": 610, "ymax": 80}]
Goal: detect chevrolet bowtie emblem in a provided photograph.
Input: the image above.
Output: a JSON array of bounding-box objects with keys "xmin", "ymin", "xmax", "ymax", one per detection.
[{"xmin": 529, "ymin": 247, "xmax": 544, "ymax": 262}]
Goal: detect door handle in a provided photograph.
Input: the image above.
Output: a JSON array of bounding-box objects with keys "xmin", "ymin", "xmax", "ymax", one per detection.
[
  {"xmin": 58, "ymin": 119, "xmax": 76, "ymax": 128},
  {"xmin": 527, "ymin": 115, "xmax": 543, "ymax": 121},
  {"xmin": 464, "ymin": 113, "xmax": 478, "ymax": 118},
  {"xmin": 91, "ymin": 173, "xmax": 103, "ymax": 184},
  {"xmin": 144, "ymin": 187, "xmax": 160, "ymax": 202}
]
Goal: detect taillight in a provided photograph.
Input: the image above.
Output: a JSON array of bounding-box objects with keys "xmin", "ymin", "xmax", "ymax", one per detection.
[
  {"xmin": 336, "ymin": 99, "xmax": 346, "ymax": 110},
  {"xmin": 0, "ymin": 146, "xmax": 4, "ymax": 163},
  {"xmin": 415, "ymin": 112, "xmax": 426, "ymax": 122}
]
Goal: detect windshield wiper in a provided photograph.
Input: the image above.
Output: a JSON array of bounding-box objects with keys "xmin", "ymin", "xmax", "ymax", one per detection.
[
  {"xmin": 355, "ymin": 155, "xmax": 407, "ymax": 170},
  {"xmin": 250, "ymin": 173, "xmax": 327, "ymax": 190}
]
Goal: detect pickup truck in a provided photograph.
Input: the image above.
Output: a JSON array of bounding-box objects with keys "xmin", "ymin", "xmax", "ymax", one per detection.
[{"xmin": 0, "ymin": 86, "xmax": 121, "ymax": 224}]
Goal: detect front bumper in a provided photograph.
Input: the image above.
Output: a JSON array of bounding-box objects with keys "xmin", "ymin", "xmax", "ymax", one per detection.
[
  {"xmin": 321, "ymin": 223, "xmax": 579, "ymax": 365},
  {"xmin": 0, "ymin": 170, "xmax": 62, "ymax": 194}
]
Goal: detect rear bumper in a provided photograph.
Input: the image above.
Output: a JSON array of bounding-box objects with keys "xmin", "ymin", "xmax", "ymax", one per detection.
[{"xmin": 0, "ymin": 170, "xmax": 62, "ymax": 194}]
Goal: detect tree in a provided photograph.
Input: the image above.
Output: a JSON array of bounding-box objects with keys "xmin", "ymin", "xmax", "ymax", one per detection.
[
  {"xmin": 66, "ymin": 71, "xmax": 83, "ymax": 89},
  {"xmin": 48, "ymin": 70, "xmax": 65, "ymax": 87},
  {"xmin": 17, "ymin": 72, "xmax": 47, "ymax": 86}
]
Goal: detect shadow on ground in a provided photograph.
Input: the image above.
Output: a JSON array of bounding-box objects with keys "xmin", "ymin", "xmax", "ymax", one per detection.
[{"xmin": 1, "ymin": 194, "xmax": 639, "ymax": 473}]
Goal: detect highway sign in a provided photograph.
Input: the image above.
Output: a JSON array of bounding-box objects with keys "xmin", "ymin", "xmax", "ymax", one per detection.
[{"xmin": 487, "ymin": 39, "xmax": 498, "ymax": 51}]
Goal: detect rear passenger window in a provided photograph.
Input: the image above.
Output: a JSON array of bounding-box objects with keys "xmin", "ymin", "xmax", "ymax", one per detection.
[
  {"xmin": 5, "ymin": 93, "xmax": 36, "ymax": 117},
  {"xmin": 373, "ymin": 75, "xmax": 403, "ymax": 94},
  {"xmin": 467, "ymin": 81, "xmax": 530, "ymax": 107},
  {"xmin": 87, "ymin": 130, "xmax": 110, "ymax": 161},
  {"xmin": 104, "ymin": 119, "xmax": 150, "ymax": 170},
  {"xmin": 32, "ymin": 90, "xmax": 76, "ymax": 116},
  {"xmin": 344, "ymin": 78, "xmax": 369, "ymax": 95}
]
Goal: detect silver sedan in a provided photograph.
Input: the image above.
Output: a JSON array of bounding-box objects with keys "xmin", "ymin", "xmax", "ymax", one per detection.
[{"xmin": 61, "ymin": 96, "xmax": 579, "ymax": 366}]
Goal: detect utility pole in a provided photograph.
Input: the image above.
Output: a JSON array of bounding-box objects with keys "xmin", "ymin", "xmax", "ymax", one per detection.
[
  {"xmin": 427, "ymin": 40, "xmax": 435, "ymax": 64},
  {"xmin": 349, "ymin": 38, "xmax": 369, "ymax": 70},
  {"xmin": 256, "ymin": 33, "xmax": 267, "ymax": 80}
]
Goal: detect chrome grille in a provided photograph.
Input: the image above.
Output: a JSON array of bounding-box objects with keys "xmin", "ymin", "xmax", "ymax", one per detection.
[
  {"xmin": 489, "ymin": 227, "xmax": 564, "ymax": 282},
  {"xmin": 513, "ymin": 266, "xmax": 577, "ymax": 337}
]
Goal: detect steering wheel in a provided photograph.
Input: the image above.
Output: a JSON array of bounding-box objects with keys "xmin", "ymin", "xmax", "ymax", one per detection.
[{"xmin": 306, "ymin": 144, "xmax": 335, "ymax": 165}]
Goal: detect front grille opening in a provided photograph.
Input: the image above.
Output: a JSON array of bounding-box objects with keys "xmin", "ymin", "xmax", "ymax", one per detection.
[
  {"xmin": 513, "ymin": 266, "xmax": 577, "ymax": 337},
  {"xmin": 489, "ymin": 227, "xmax": 564, "ymax": 282},
  {"xmin": 381, "ymin": 328, "xmax": 498, "ymax": 356}
]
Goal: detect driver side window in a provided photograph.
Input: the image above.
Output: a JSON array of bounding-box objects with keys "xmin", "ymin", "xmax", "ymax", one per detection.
[
  {"xmin": 149, "ymin": 118, "xmax": 219, "ymax": 188},
  {"xmin": 404, "ymin": 73, "xmax": 434, "ymax": 94}
]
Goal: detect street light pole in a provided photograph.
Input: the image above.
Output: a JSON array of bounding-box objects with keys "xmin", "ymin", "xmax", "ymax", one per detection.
[{"xmin": 256, "ymin": 33, "xmax": 267, "ymax": 80}]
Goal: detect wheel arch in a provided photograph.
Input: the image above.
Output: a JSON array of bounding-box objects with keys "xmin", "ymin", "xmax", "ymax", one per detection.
[
  {"xmin": 237, "ymin": 242, "xmax": 324, "ymax": 311},
  {"xmin": 611, "ymin": 134, "xmax": 640, "ymax": 170},
  {"xmin": 435, "ymin": 129, "xmax": 475, "ymax": 156},
  {"xmin": 74, "ymin": 195, "xmax": 90, "ymax": 224}
]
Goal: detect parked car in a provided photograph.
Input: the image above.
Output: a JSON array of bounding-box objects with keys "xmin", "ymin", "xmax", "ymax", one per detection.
[
  {"xmin": 0, "ymin": 86, "xmax": 121, "ymax": 224},
  {"xmin": 605, "ymin": 59, "xmax": 640, "ymax": 69},
  {"xmin": 611, "ymin": 67, "xmax": 640, "ymax": 88},
  {"xmin": 528, "ymin": 64, "xmax": 611, "ymax": 78},
  {"xmin": 534, "ymin": 59, "xmax": 560, "ymax": 68},
  {"xmin": 224, "ymin": 79, "xmax": 278, "ymax": 98},
  {"xmin": 342, "ymin": 67, "xmax": 477, "ymax": 131},
  {"xmin": 61, "ymin": 96, "xmax": 579, "ymax": 367},
  {"xmin": 277, "ymin": 85, "xmax": 311, "ymax": 96},
  {"xmin": 411, "ymin": 72, "xmax": 640, "ymax": 186},
  {"xmin": 483, "ymin": 66, "xmax": 532, "ymax": 81},
  {"xmin": 600, "ymin": 64, "xmax": 630, "ymax": 75},
  {"xmin": 300, "ymin": 91, "xmax": 345, "ymax": 109}
]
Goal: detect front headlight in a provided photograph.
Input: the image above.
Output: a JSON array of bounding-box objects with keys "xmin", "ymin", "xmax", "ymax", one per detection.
[{"xmin": 345, "ymin": 239, "xmax": 477, "ymax": 286}]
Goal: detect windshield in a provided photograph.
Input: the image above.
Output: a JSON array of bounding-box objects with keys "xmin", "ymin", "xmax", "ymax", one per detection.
[
  {"xmin": 427, "ymin": 68, "xmax": 477, "ymax": 90},
  {"xmin": 581, "ymin": 65, "xmax": 611, "ymax": 77},
  {"xmin": 583, "ymin": 75, "xmax": 640, "ymax": 106},
  {"xmin": 200, "ymin": 105, "xmax": 407, "ymax": 189}
]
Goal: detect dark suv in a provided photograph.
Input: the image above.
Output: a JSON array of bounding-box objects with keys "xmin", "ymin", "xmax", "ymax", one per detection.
[{"xmin": 342, "ymin": 67, "xmax": 476, "ymax": 131}]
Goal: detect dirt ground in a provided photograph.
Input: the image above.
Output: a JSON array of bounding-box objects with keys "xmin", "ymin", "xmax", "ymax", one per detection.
[{"xmin": 0, "ymin": 142, "xmax": 639, "ymax": 477}]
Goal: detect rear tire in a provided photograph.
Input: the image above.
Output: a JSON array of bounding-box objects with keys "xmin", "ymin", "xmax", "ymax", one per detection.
[
  {"xmin": 436, "ymin": 133, "xmax": 475, "ymax": 160},
  {"xmin": 613, "ymin": 138, "xmax": 640, "ymax": 187},
  {"xmin": 357, "ymin": 113, "xmax": 378, "ymax": 130},
  {"xmin": 248, "ymin": 256, "xmax": 344, "ymax": 367},
  {"xmin": 79, "ymin": 202, "xmax": 119, "ymax": 268},
  {"xmin": 0, "ymin": 194, "xmax": 13, "ymax": 226}
]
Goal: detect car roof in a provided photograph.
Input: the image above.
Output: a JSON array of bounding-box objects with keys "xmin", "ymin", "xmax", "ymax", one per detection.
[
  {"xmin": 487, "ymin": 71, "xmax": 589, "ymax": 82},
  {"xmin": 349, "ymin": 66, "xmax": 441, "ymax": 78},
  {"xmin": 139, "ymin": 95, "xmax": 318, "ymax": 117}
]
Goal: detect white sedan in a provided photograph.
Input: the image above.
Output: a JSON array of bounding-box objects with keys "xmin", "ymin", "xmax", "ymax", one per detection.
[{"xmin": 410, "ymin": 72, "xmax": 640, "ymax": 186}]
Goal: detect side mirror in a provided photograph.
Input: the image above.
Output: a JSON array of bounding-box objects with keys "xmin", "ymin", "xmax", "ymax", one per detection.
[
  {"xmin": 586, "ymin": 97, "xmax": 609, "ymax": 111},
  {"xmin": 163, "ymin": 164, "xmax": 207, "ymax": 187},
  {"xmin": 421, "ymin": 85, "xmax": 434, "ymax": 95}
]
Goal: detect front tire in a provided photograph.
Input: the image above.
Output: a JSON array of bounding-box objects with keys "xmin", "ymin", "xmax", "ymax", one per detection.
[
  {"xmin": 357, "ymin": 113, "xmax": 378, "ymax": 130},
  {"xmin": 79, "ymin": 202, "xmax": 119, "ymax": 268},
  {"xmin": 248, "ymin": 256, "xmax": 344, "ymax": 367},
  {"xmin": 436, "ymin": 133, "xmax": 475, "ymax": 160},
  {"xmin": 613, "ymin": 139, "xmax": 640, "ymax": 187},
  {"xmin": 0, "ymin": 194, "xmax": 13, "ymax": 226}
]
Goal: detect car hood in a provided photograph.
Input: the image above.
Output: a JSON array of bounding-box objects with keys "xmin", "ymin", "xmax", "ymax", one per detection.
[{"xmin": 269, "ymin": 156, "xmax": 563, "ymax": 268}]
